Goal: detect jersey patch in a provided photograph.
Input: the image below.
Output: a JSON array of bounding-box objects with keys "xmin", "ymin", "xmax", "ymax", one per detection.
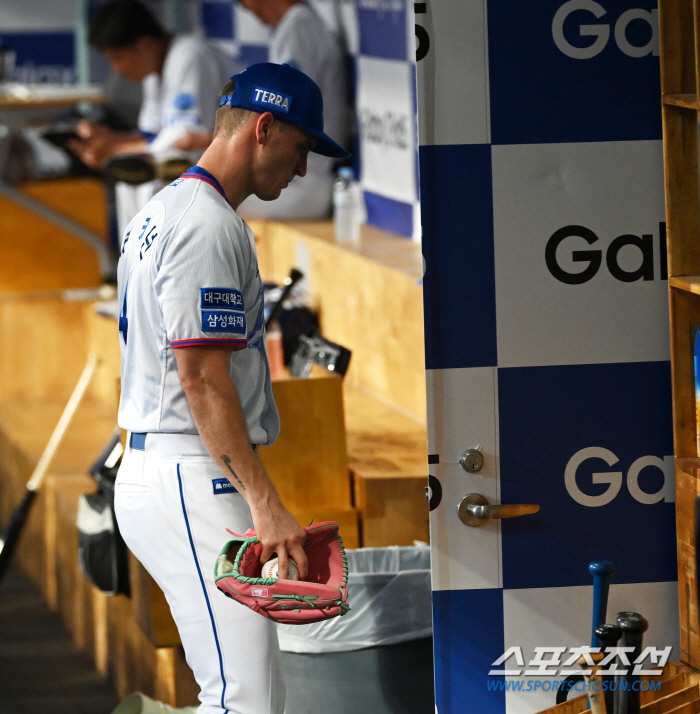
[
  {"xmin": 201, "ymin": 287, "xmax": 244, "ymax": 310},
  {"xmin": 212, "ymin": 477, "xmax": 237, "ymax": 495},
  {"xmin": 202, "ymin": 310, "xmax": 246, "ymax": 333},
  {"xmin": 173, "ymin": 92, "xmax": 196, "ymax": 110},
  {"xmin": 250, "ymin": 86, "xmax": 292, "ymax": 114}
]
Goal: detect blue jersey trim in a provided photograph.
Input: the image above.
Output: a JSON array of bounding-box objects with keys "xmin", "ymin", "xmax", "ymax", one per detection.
[
  {"xmin": 170, "ymin": 337, "xmax": 247, "ymax": 348},
  {"xmin": 182, "ymin": 166, "xmax": 229, "ymax": 203},
  {"xmin": 177, "ymin": 464, "xmax": 229, "ymax": 714}
]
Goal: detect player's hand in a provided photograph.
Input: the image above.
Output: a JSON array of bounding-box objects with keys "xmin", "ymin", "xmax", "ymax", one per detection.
[
  {"xmin": 251, "ymin": 501, "xmax": 308, "ymax": 580},
  {"xmin": 75, "ymin": 120, "xmax": 109, "ymax": 141},
  {"xmin": 67, "ymin": 133, "xmax": 117, "ymax": 168}
]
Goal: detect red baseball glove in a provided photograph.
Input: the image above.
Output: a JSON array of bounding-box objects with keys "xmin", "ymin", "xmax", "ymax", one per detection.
[{"xmin": 214, "ymin": 521, "xmax": 350, "ymax": 625}]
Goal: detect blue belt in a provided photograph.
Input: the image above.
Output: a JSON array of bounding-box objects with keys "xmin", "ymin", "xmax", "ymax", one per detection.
[
  {"xmin": 130, "ymin": 432, "xmax": 147, "ymax": 450},
  {"xmin": 130, "ymin": 432, "xmax": 259, "ymax": 453}
]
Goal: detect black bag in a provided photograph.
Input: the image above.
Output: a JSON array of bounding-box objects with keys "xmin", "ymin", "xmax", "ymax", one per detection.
[{"xmin": 77, "ymin": 430, "xmax": 130, "ymax": 596}]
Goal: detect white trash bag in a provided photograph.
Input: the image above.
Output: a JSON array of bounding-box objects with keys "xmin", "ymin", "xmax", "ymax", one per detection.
[{"xmin": 277, "ymin": 543, "xmax": 431, "ymax": 654}]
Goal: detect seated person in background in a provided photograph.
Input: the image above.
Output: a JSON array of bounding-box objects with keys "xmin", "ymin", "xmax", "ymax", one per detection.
[
  {"xmin": 69, "ymin": 0, "xmax": 232, "ymax": 235},
  {"xmin": 175, "ymin": 0, "xmax": 351, "ymax": 220}
]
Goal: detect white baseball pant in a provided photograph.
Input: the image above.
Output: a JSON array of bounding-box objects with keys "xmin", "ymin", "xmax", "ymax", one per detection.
[{"xmin": 115, "ymin": 432, "xmax": 285, "ymax": 714}]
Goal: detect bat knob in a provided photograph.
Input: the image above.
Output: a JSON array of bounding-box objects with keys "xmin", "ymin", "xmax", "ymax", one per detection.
[
  {"xmin": 588, "ymin": 560, "xmax": 617, "ymax": 577},
  {"xmin": 616, "ymin": 611, "xmax": 649, "ymax": 634},
  {"xmin": 595, "ymin": 623, "xmax": 622, "ymax": 647}
]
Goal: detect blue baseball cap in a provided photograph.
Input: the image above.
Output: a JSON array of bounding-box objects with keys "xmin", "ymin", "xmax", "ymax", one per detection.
[{"xmin": 219, "ymin": 62, "xmax": 350, "ymax": 160}]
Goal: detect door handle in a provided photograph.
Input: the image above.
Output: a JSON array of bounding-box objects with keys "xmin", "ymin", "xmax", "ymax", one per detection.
[{"xmin": 458, "ymin": 493, "xmax": 539, "ymax": 527}]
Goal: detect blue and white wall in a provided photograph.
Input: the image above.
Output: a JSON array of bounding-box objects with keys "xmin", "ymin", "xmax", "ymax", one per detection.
[
  {"xmin": 2, "ymin": 0, "xmax": 421, "ymax": 238},
  {"xmin": 417, "ymin": 1, "xmax": 677, "ymax": 712},
  {"xmin": 1, "ymin": 0, "xmax": 77, "ymax": 84},
  {"xmin": 0, "ymin": 0, "xmax": 203, "ymax": 84},
  {"xmin": 203, "ymin": 0, "xmax": 421, "ymax": 238}
]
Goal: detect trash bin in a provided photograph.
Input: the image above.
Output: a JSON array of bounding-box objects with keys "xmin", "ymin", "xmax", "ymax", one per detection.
[{"xmin": 279, "ymin": 543, "xmax": 434, "ymax": 714}]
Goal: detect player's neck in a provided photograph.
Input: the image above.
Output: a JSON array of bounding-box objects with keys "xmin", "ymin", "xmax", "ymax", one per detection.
[{"xmin": 197, "ymin": 138, "xmax": 254, "ymax": 210}]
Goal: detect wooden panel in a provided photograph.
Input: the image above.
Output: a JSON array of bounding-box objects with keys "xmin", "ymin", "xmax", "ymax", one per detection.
[
  {"xmin": 643, "ymin": 674, "xmax": 693, "ymax": 706},
  {"xmin": 85, "ymin": 309, "xmax": 121, "ymax": 418},
  {"xmin": 669, "ymin": 290, "xmax": 700, "ymax": 457},
  {"xmin": 664, "ymin": 94, "xmax": 700, "ymax": 109},
  {"xmin": 344, "ymin": 382, "xmax": 427, "ymax": 480},
  {"xmin": 659, "ymin": 0, "xmax": 697, "ymax": 95},
  {"xmin": 0, "ymin": 180, "xmax": 104, "ymax": 292},
  {"xmin": 259, "ymin": 371, "xmax": 351, "ymax": 511},
  {"xmin": 662, "ymin": 105, "xmax": 700, "ymax": 277},
  {"xmin": 534, "ymin": 693, "xmax": 588, "ymax": 713},
  {"xmin": 677, "ymin": 462, "xmax": 700, "ymax": 668},
  {"xmin": 0, "ymin": 299, "xmax": 90, "ymax": 402},
  {"xmin": 253, "ymin": 219, "xmax": 426, "ymax": 421},
  {"xmin": 355, "ymin": 473, "xmax": 428, "ymax": 547},
  {"xmin": 643, "ymin": 685, "xmax": 700, "ymax": 714},
  {"xmin": 670, "ymin": 277, "xmax": 700, "ymax": 295},
  {"xmin": 19, "ymin": 179, "xmax": 108, "ymax": 238},
  {"xmin": 663, "ymin": 701, "xmax": 700, "ymax": 714},
  {"xmin": 129, "ymin": 553, "xmax": 181, "ymax": 648},
  {"xmin": 289, "ymin": 505, "xmax": 360, "ymax": 550}
]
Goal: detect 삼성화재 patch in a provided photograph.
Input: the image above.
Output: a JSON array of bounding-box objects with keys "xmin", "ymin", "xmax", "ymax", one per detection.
[{"xmin": 202, "ymin": 310, "xmax": 246, "ymax": 334}]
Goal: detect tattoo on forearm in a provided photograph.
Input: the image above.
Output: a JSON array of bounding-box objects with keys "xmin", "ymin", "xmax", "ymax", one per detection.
[{"xmin": 220, "ymin": 454, "xmax": 247, "ymax": 491}]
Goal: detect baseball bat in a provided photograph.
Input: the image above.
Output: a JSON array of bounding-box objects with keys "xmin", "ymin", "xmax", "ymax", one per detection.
[
  {"xmin": 0, "ymin": 353, "xmax": 99, "ymax": 582},
  {"xmin": 590, "ymin": 561, "xmax": 617, "ymax": 646},
  {"xmin": 578, "ymin": 653, "xmax": 607, "ymax": 714},
  {"xmin": 555, "ymin": 560, "xmax": 617, "ymax": 706},
  {"xmin": 265, "ymin": 268, "xmax": 304, "ymax": 330},
  {"xmin": 595, "ymin": 623, "xmax": 622, "ymax": 714},
  {"xmin": 614, "ymin": 612, "xmax": 648, "ymax": 714}
]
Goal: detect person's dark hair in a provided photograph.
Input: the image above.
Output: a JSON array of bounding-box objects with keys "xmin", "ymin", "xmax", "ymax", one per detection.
[{"xmin": 88, "ymin": 0, "xmax": 165, "ymax": 50}]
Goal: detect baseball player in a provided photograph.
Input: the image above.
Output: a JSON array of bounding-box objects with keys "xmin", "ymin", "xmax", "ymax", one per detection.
[
  {"xmin": 114, "ymin": 63, "xmax": 349, "ymax": 714},
  {"xmin": 176, "ymin": 0, "xmax": 350, "ymax": 220},
  {"xmin": 71, "ymin": 0, "xmax": 232, "ymax": 235}
]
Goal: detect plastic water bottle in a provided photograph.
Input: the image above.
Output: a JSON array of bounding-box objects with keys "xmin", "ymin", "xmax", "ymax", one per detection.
[{"xmin": 333, "ymin": 167, "xmax": 361, "ymax": 242}]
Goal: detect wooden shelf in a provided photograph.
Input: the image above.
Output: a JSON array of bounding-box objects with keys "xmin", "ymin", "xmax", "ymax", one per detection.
[
  {"xmin": 663, "ymin": 94, "xmax": 700, "ymax": 110},
  {"xmin": 660, "ymin": 0, "xmax": 700, "ymax": 681},
  {"xmin": 670, "ymin": 276, "xmax": 700, "ymax": 295},
  {"xmin": 678, "ymin": 457, "xmax": 700, "ymax": 479}
]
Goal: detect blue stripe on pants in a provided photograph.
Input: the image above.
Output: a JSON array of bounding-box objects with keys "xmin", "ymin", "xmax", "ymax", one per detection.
[{"xmin": 177, "ymin": 463, "xmax": 229, "ymax": 713}]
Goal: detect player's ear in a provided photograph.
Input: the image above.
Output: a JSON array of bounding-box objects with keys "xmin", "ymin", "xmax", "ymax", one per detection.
[{"xmin": 255, "ymin": 112, "xmax": 275, "ymax": 146}]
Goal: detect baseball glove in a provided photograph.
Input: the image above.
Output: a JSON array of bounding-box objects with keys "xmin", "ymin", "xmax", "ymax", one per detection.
[{"xmin": 214, "ymin": 521, "xmax": 350, "ymax": 625}]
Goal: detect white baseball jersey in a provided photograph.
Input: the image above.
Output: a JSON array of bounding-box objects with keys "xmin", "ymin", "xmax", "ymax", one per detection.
[
  {"xmin": 139, "ymin": 34, "xmax": 232, "ymax": 153},
  {"xmin": 117, "ymin": 36, "xmax": 233, "ymax": 237},
  {"xmin": 238, "ymin": 5, "xmax": 350, "ymax": 219},
  {"xmin": 117, "ymin": 165, "xmax": 280, "ymax": 445}
]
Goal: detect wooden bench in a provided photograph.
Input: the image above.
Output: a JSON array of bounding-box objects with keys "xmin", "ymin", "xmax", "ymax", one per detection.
[
  {"xmin": 344, "ymin": 383, "xmax": 429, "ymax": 547},
  {"xmin": 252, "ymin": 219, "xmax": 429, "ymax": 547},
  {"xmin": 0, "ymin": 182, "xmax": 429, "ymax": 706}
]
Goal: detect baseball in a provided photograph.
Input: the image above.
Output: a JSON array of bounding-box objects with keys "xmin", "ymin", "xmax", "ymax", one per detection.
[{"xmin": 261, "ymin": 557, "xmax": 299, "ymax": 581}]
